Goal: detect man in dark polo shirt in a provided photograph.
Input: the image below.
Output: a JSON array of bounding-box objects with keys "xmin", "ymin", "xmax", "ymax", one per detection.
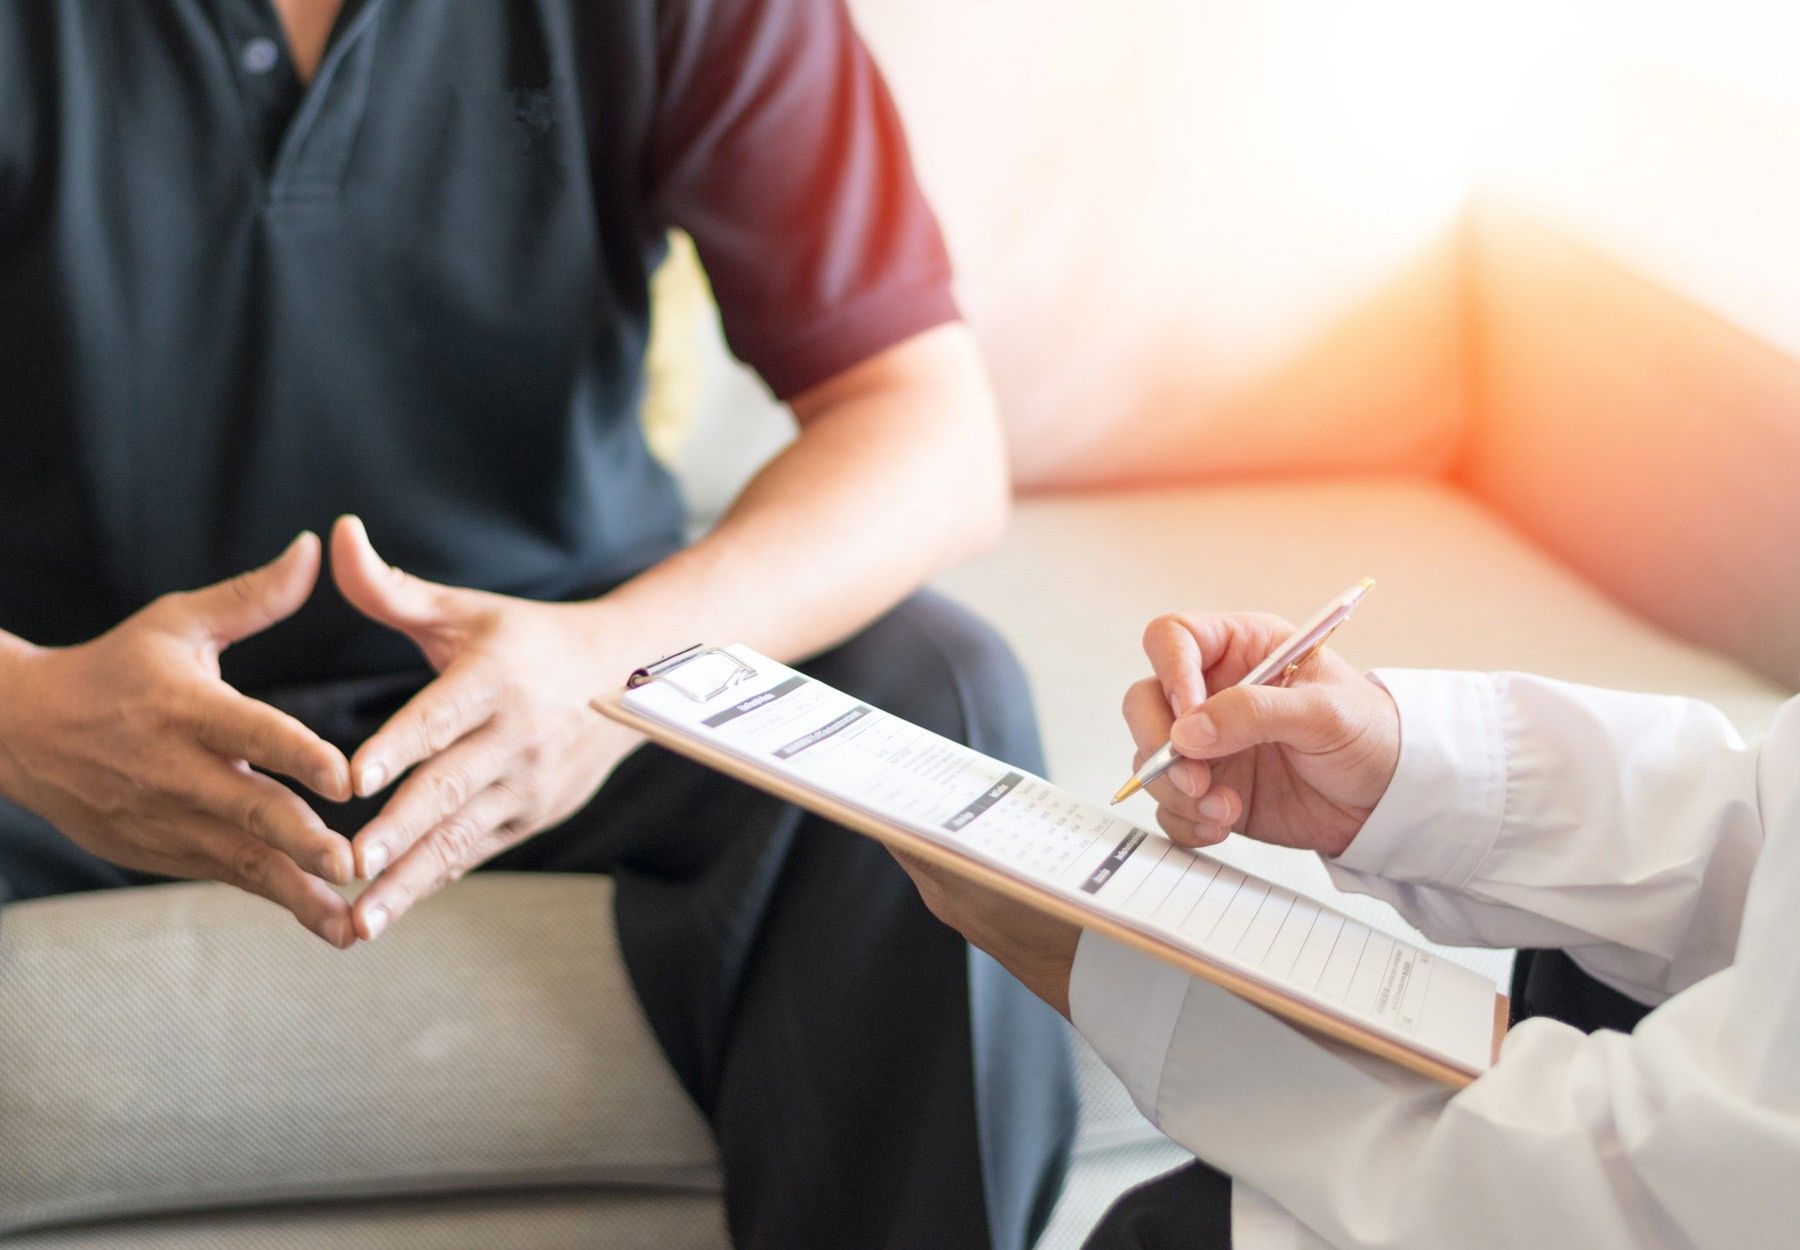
[{"xmin": 0, "ymin": 1, "xmax": 1075, "ymax": 1245}]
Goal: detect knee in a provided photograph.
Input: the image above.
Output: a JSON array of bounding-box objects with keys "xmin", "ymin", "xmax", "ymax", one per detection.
[
  {"xmin": 1083, "ymin": 1161, "xmax": 1234, "ymax": 1250},
  {"xmin": 809, "ymin": 592, "xmax": 1045, "ymax": 771}
]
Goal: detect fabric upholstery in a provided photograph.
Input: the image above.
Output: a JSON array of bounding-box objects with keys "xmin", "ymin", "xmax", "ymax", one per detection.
[
  {"xmin": 5, "ymin": 1192, "xmax": 726, "ymax": 1250},
  {"xmin": 1461, "ymin": 201, "xmax": 1800, "ymax": 690},
  {"xmin": 0, "ymin": 876, "xmax": 719, "ymax": 1238},
  {"xmin": 938, "ymin": 478, "xmax": 1791, "ymax": 814}
]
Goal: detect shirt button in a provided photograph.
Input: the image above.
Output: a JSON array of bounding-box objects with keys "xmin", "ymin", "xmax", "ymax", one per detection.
[{"xmin": 241, "ymin": 37, "xmax": 280, "ymax": 75}]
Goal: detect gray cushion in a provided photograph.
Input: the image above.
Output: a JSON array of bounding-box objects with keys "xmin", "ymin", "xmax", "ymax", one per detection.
[
  {"xmin": 5, "ymin": 1191, "xmax": 727, "ymax": 1250},
  {"xmin": 0, "ymin": 876, "xmax": 720, "ymax": 1237}
]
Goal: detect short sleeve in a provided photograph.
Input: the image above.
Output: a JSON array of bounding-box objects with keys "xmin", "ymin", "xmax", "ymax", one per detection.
[{"xmin": 647, "ymin": 0, "xmax": 959, "ymax": 400}]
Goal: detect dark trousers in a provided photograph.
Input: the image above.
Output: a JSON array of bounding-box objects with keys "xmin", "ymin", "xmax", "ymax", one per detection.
[
  {"xmin": 1080, "ymin": 950, "xmax": 1657, "ymax": 1249},
  {"xmin": 0, "ymin": 591, "xmax": 1076, "ymax": 1250}
]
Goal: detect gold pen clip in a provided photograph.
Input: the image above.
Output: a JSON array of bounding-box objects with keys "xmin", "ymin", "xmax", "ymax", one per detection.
[{"xmin": 1277, "ymin": 622, "xmax": 1342, "ymax": 686}]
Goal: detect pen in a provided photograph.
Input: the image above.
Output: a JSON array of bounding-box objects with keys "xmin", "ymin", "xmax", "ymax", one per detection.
[{"xmin": 1110, "ymin": 578, "xmax": 1376, "ymax": 805}]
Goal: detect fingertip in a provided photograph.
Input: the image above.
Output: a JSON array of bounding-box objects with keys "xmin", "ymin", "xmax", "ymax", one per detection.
[
  {"xmin": 1168, "ymin": 679, "xmax": 1206, "ymax": 720},
  {"xmin": 1214, "ymin": 785, "xmax": 1242, "ymax": 825},
  {"xmin": 312, "ymin": 751, "xmax": 354, "ymax": 804},
  {"xmin": 299, "ymin": 900, "xmax": 354, "ymax": 949},
  {"xmin": 320, "ymin": 840, "xmax": 354, "ymax": 888},
  {"xmin": 356, "ymin": 899, "xmax": 391, "ymax": 942},
  {"xmin": 1169, "ymin": 760, "xmax": 1209, "ymax": 799},
  {"xmin": 356, "ymin": 835, "xmax": 390, "ymax": 881},
  {"xmin": 1172, "ymin": 711, "xmax": 1218, "ymax": 754},
  {"xmin": 251, "ymin": 532, "xmax": 323, "ymax": 621},
  {"xmin": 328, "ymin": 514, "xmax": 378, "ymax": 593},
  {"xmin": 332, "ymin": 512, "xmax": 367, "ymax": 544},
  {"xmin": 325, "ymin": 913, "xmax": 356, "ymax": 950},
  {"xmin": 355, "ymin": 757, "xmax": 389, "ymax": 799},
  {"xmin": 277, "ymin": 529, "xmax": 322, "ymax": 578}
]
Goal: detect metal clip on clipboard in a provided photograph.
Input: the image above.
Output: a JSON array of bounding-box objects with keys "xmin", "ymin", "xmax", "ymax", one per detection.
[{"xmin": 626, "ymin": 645, "xmax": 759, "ymax": 703}]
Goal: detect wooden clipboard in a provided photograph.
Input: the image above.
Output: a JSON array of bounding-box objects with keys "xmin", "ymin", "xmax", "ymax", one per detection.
[{"xmin": 596, "ymin": 690, "xmax": 1507, "ymax": 1088}]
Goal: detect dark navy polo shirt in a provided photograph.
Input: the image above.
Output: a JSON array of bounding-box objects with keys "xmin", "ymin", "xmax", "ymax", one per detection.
[{"xmin": 0, "ymin": 0, "xmax": 957, "ymax": 693}]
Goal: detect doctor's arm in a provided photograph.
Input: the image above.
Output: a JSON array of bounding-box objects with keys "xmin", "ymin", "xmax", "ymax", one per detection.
[
  {"xmin": 1069, "ymin": 673, "xmax": 1798, "ymax": 1248},
  {"xmin": 899, "ymin": 612, "xmax": 1793, "ymax": 1247}
]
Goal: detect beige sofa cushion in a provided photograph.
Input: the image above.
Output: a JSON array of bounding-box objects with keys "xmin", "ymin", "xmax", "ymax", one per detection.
[
  {"xmin": 940, "ymin": 478, "xmax": 1791, "ymax": 812},
  {"xmin": 0, "ymin": 876, "xmax": 720, "ymax": 1238},
  {"xmin": 5, "ymin": 1192, "xmax": 727, "ymax": 1250}
]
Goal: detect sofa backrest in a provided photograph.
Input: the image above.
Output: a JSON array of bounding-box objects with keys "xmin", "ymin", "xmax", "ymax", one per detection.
[
  {"xmin": 1457, "ymin": 202, "xmax": 1800, "ymax": 692},
  {"xmin": 1458, "ymin": 5, "xmax": 1800, "ymax": 691}
]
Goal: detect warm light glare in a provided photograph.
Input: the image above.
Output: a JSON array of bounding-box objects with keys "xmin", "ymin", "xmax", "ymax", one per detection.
[
  {"xmin": 1313, "ymin": 0, "xmax": 1572, "ymax": 197},
  {"xmin": 845, "ymin": 0, "xmax": 1800, "ymax": 486}
]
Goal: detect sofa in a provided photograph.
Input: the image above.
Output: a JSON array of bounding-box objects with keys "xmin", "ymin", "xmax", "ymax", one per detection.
[{"xmin": 7, "ymin": 1, "xmax": 1800, "ymax": 1244}]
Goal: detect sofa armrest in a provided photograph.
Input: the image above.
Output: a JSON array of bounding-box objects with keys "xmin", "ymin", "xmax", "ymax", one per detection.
[{"xmin": 1459, "ymin": 201, "xmax": 1800, "ymax": 691}]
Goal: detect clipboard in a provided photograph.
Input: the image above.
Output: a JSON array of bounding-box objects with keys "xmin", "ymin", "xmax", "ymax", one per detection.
[{"xmin": 598, "ymin": 646, "xmax": 1508, "ymax": 1088}]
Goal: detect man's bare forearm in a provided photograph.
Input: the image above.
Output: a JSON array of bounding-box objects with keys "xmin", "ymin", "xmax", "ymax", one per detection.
[
  {"xmin": 0, "ymin": 628, "xmax": 40, "ymax": 802},
  {"xmin": 323, "ymin": 324, "xmax": 1009, "ymax": 934},
  {"xmin": 591, "ymin": 323, "xmax": 1010, "ymax": 671}
]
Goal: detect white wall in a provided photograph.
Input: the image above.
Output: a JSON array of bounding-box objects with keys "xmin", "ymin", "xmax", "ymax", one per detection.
[
  {"xmin": 852, "ymin": 0, "xmax": 1495, "ymax": 486},
  {"xmin": 1479, "ymin": 1, "xmax": 1800, "ymax": 359}
]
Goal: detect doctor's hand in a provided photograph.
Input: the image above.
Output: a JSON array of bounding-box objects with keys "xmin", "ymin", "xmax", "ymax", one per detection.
[
  {"xmin": 888, "ymin": 848, "xmax": 1082, "ymax": 1019},
  {"xmin": 330, "ymin": 516, "xmax": 641, "ymax": 940},
  {"xmin": 1121, "ymin": 611, "xmax": 1401, "ymax": 857},
  {"xmin": 0, "ymin": 534, "xmax": 358, "ymax": 946}
]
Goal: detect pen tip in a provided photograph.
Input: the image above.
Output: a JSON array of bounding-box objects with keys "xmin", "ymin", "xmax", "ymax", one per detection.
[{"xmin": 1111, "ymin": 780, "xmax": 1140, "ymax": 805}]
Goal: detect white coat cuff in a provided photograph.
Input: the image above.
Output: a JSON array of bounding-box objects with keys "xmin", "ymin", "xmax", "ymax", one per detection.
[
  {"xmin": 1069, "ymin": 929, "xmax": 1193, "ymax": 1123},
  {"xmin": 1328, "ymin": 669, "xmax": 1506, "ymax": 891}
]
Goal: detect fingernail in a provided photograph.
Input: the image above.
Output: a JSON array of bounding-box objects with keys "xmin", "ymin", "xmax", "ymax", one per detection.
[
  {"xmin": 362, "ymin": 905, "xmax": 389, "ymax": 941},
  {"xmin": 1173, "ymin": 766, "xmax": 1200, "ymax": 798},
  {"xmin": 358, "ymin": 762, "xmax": 386, "ymax": 796},
  {"xmin": 1199, "ymin": 793, "xmax": 1230, "ymax": 822},
  {"xmin": 1175, "ymin": 713, "xmax": 1217, "ymax": 751},
  {"xmin": 327, "ymin": 916, "xmax": 353, "ymax": 949},
  {"xmin": 361, "ymin": 841, "xmax": 389, "ymax": 879}
]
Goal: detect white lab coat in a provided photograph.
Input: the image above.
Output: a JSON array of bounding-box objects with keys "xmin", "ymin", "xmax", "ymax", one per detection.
[{"xmin": 1071, "ymin": 669, "xmax": 1796, "ymax": 1249}]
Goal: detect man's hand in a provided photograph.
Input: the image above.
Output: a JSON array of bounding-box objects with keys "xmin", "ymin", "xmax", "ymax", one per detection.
[
  {"xmin": 1121, "ymin": 612, "xmax": 1402, "ymax": 857},
  {"xmin": 0, "ymin": 534, "xmax": 357, "ymax": 946},
  {"xmin": 330, "ymin": 517, "xmax": 641, "ymax": 940}
]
